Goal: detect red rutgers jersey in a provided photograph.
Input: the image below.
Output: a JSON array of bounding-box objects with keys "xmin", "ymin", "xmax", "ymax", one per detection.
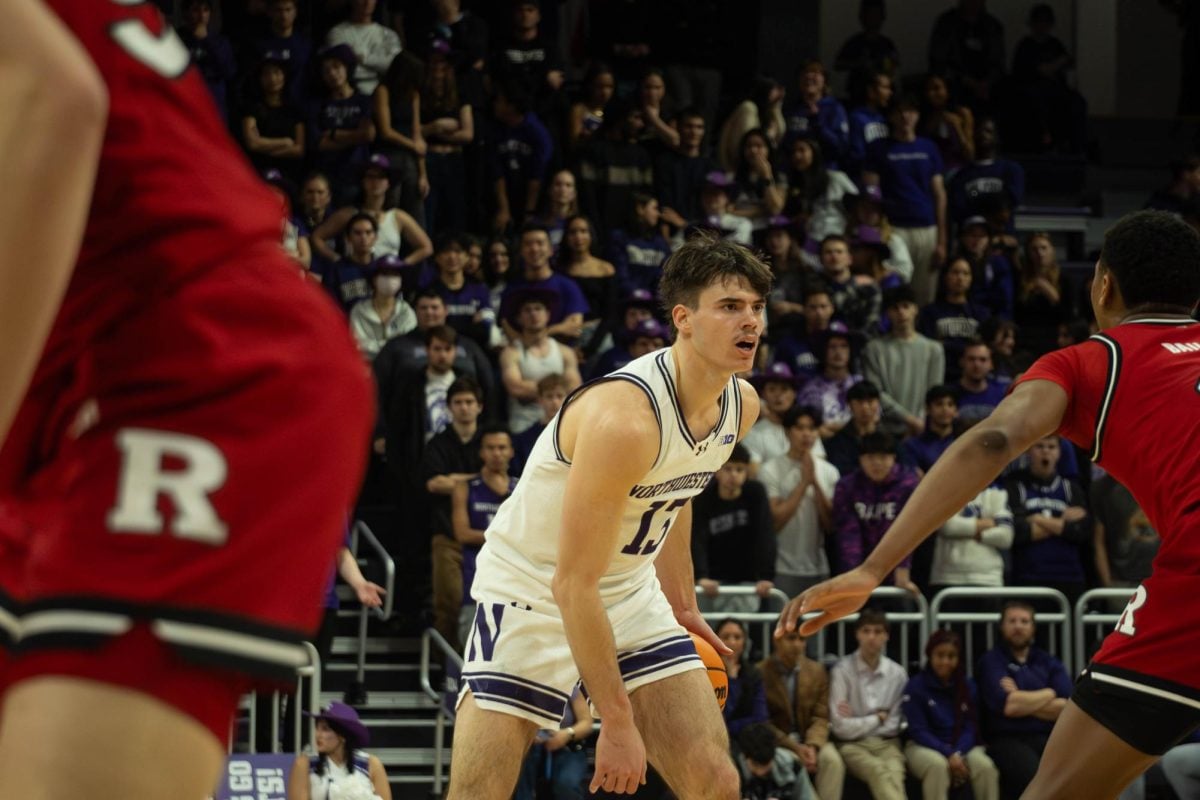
[
  {"xmin": 1015, "ymin": 317, "xmax": 1200, "ymax": 699},
  {"xmin": 0, "ymin": 0, "xmax": 372, "ymax": 743},
  {"xmin": 43, "ymin": 0, "xmax": 283, "ymax": 357}
]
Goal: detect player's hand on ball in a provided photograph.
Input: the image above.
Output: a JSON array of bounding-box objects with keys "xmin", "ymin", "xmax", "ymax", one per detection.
[
  {"xmin": 674, "ymin": 607, "xmax": 733, "ymax": 656},
  {"xmin": 777, "ymin": 567, "xmax": 881, "ymax": 638},
  {"xmin": 590, "ymin": 718, "xmax": 647, "ymax": 794}
]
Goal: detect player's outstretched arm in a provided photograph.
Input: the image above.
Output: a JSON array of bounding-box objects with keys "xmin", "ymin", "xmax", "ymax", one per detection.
[
  {"xmin": 778, "ymin": 378, "xmax": 1069, "ymax": 636},
  {"xmin": 0, "ymin": 0, "xmax": 107, "ymax": 441},
  {"xmin": 552, "ymin": 381, "xmax": 658, "ymax": 795}
]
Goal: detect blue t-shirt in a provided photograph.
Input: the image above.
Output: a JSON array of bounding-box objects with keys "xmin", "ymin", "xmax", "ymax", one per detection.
[
  {"xmin": 899, "ymin": 429, "xmax": 955, "ymax": 473},
  {"xmin": 783, "ymin": 95, "xmax": 850, "ymax": 167},
  {"xmin": 847, "ymin": 106, "xmax": 889, "ymax": 176},
  {"xmin": 977, "ymin": 645, "xmax": 1073, "ymax": 737},
  {"xmin": 948, "ymin": 158, "xmax": 1026, "ymax": 224},
  {"xmin": 866, "ymin": 136, "xmax": 944, "ymax": 227},
  {"xmin": 608, "ymin": 228, "xmax": 672, "ymax": 296},
  {"xmin": 326, "ymin": 258, "xmax": 372, "ymax": 312},
  {"xmin": 489, "ymin": 113, "xmax": 554, "ymax": 210},
  {"xmin": 425, "ymin": 278, "xmax": 494, "ymax": 339},
  {"xmin": 956, "ymin": 378, "xmax": 1007, "ymax": 424}
]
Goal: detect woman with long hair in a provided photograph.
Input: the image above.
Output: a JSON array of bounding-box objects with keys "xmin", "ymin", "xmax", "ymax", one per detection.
[
  {"xmin": 289, "ymin": 702, "xmax": 391, "ymax": 799},
  {"xmin": 635, "ymin": 67, "xmax": 680, "ymax": 153},
  {"xmin": 374, "ymin": 51, "xmax": 427, "ymax": 223},
  {"xmin": 731, "ymin": 128, "xmax": 786, "ymax": 230},
  {"xmin": 568, "ymin": 61, "xmax": 615, "ymax": 150},
  {"xmin": 309, "ymin": 155, "xmax": 433, "ymax": 266},
  {"xmin": 241, "ymin": 56, "xmax": 306, "ymax": 183},
  {"xmin": 1014, "ymin": 232, "xmax": 1070, "ymax": 355},
  {"xmin": 716, "ymin": 618, "xmax": 769, "ymax": 742},
  {"xmin": 719, "ymin": 75, "xmax": 786, "ymax": 172},
  {"xmin": 419, "ymin": 41, "xmax": 474, "ymax": 234},
  {"xmin": 918, "ymin": 256, "xmax": 991, "ymax": 380},
  {"xmin": 484, "ymin": 235, "xmax": 516, "ymax": 315},
  {"xmin": 782, "ymin": 137, "xmax": 858, "ymax": 243},
  {"xmin": 919, "ymin": 73, "xmax": 974, "ymax": 178},
  {"xmin": 557, "ymin": 214, "xmax": 616, "ymax": 344},
  {"xmin": 535, "ymin": 169, "xmax": 580, "ymax": 253},
  {"xmin": 902, "ymin": 630, "xmax": 999, "ymax": 800}
]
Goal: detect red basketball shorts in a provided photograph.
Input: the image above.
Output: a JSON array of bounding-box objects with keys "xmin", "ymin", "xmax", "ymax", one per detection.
[{"xmin": 0, "ymin": 252, "xmax": 373, "ymax": 743}]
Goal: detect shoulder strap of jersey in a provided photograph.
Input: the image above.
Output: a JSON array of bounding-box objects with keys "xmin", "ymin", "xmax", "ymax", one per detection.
[{"xmin": 1087, "ymin": 332, "xmax": 1122, "ymax": 463}]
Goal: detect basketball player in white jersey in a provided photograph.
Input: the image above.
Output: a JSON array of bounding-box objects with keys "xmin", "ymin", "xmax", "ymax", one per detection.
[{"xmin": 448, "ymin": 234, "xmax": 772, "ymax": 798}]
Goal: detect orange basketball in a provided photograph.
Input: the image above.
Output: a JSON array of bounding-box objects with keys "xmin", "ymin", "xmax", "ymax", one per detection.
[{"xmin": 690, "ymin": 632, "xmax": 728, "ymax": 710}]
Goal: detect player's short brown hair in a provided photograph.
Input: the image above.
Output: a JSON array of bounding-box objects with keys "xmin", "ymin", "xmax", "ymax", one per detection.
[{"xmin": 657, "ymin": 231, "xmax": 773, "ymax": 315}]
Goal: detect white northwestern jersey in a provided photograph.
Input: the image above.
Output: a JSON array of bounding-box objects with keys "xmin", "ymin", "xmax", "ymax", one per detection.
[{"xmin": 472, "ymin": 347, "xmax": 745, "ymax": 608}]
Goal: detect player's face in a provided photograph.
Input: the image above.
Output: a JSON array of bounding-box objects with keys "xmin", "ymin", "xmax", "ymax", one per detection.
[
  {"xmin": 520, "ymin": 233, "xmax": 551, "ymax": 269},
  {"xmin": 1001, "ymin": 608, "xmax": 1035, "ymax": 649},
  {"xmin": 347, "ymin": 222, "xmax": 376, "ymax": 257},
  {"xmin": 804, "ymin": 294, "xmax": 833, "ymax": 328},
  {"xmin": 929, "ymin": 642, "xmax": 960, "ymax": 682},
  {"xmin": 565, "ymin": 219, "xmax": 591, "ymax": 254},
  {"xmin": 538, "ymin": 387, "xmax": 567, "ymax": 418},
  {"xmin": 717, "ymin": 622, "xmax": 746, "ymax": 660},
  {"xmin": 849, "ymin": 396, "xmax": 879, "ymax": 427},
  {"xmin": 714, "ymin": 460, "xmax": 748, "ymax": 495},
  {"xmin": 416, "ymin": 298, "xmax": 448, "ymax": 327},
  {"xmin": 855, "ymin": 623, "xmax": 889, "ymax": 659},
  {"xmin": 928, "ymin": 397, "xmax": 958, "ymax": 427},
  {"xmin": 944, "ymin": 259, "xmax": 973, "ymax": 296},
  {"xmin": 820, "ymin": 242, "xmax": 852, "ymax": 275},
  {"xmin": 480, "ymin": 433, "xmax": 513, "ymax": 471},
  {"xmin": 436, "ymin": 245, "xmax": 465, "ymax": 274},
  {"xmin": 679, "ymin": 278, "xmax": 765, "ymax": 372},
  {"xmin": 860, "ymin": 452, "xmax": 895, "ymax": 483},
  {"xmin": 1029, "ymin": 437, "xmax": 1060, "ymax": 478},
  {"xmin": 960, "ymin": 346, "xmax": 992, "ymax": 381},
  {"xmin": 762, "ymin": 382, "xmax": 796, "ymax": 414},
  {"xmin": 427, "ymin": 338, "xmax": 456, "ymax": 373},
  {"xmin": 786, "ymin": 416, "xmax": 818, "ymax": 454},
  {"xmin": 313, "ymin": 720, "xmax": 345, "ymax": 757}
]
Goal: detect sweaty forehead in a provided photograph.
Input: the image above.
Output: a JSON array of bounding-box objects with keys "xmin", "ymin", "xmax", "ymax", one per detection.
[{"xmin": 698, "ymin": 275, "xmax": 763, "ymax": 303}]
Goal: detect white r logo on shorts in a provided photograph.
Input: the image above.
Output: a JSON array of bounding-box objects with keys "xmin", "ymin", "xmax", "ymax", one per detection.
[{"xmin": 106, "ymin": 428, "xmax": 229, "ymax": 544}]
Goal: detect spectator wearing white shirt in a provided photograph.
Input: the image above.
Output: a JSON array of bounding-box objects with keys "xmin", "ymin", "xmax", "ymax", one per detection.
[
  {"xmin": 829, "ymin": 609, "xmax": 908, "ymax": 800},
  {"xmin": 325, "ymin": 0, "xmax": 402, "ymax": 96}
]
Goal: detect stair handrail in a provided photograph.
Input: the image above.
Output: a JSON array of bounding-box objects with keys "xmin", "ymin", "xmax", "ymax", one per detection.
[
  {"xmin": 350, "ymin": 520, "xmax": 395, "ymax": 693},
  {"xmin": 420, "ymin": 627, "xmax": 463, "ymax": 796}
]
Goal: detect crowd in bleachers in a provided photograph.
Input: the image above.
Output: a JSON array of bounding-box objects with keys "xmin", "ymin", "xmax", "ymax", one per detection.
[{"xmin": 172, "ymin": 0, "xmax": 1200, "ymax": 796}]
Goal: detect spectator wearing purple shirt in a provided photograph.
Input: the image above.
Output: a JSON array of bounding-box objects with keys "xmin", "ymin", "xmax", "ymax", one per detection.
[
  {"xmin": 900, "ymin": 384, "xmax": 958, "ymax": 474},
  {"xmin": 783, "ymin": 60, "xmax": 850, "ymax": 169},
  {"xmin": 312, "ymin": 45, "xmax": 376, "ymax": 205},
  {"xmin": 796, "ymin": 327, "xmax": 863, "ymax": 440},
  {"xmin": 608, "ymin": 193, "xmax": 672, "ymax": 296},
  {"xmin": 489, "ymin": 83, "xmax": 554, "ymax": 234},
  {"xmin": 918, "ymin": 257, "xmax": 991, "ymax": 381},
  {"xmin": 976, "ymin": 601, "xmax": 1073, "ymax": 799},
  {"xmin": 832, "ymin": 431, "xmax": 920, "ymax": 592},
  {"xmin": 957, "ymin": 215, "xmax": 1014, "ymax": 320},
  {"xmin": 955, "ymin": 339, "xmax": 1006, "ymax": 426},
  {"xmin": 864, "ymin": 95, "xmax": 948, "ymax": 304},
  {"xmin": 499, "ymin": 224, "xmax": 588, "ymax": 341},
  {"xmin": 424, "ymin": 232, "xmax": 494, "ymax": 347}
]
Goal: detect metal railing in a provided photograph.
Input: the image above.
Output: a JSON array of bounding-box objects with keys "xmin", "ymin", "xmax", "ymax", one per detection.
[
  {"xmin": 237, "ymin": 641, "xmax": 322, "ymax": 754},
  {"xmin": 349, "ymin": 520, "xmax": 395, "ymax": 696},
  {"xmin": 813, "ymin": 586, "xmax": 929, "ymax": 669},
  {"xmin": 695, "ymin": 584, "xmax": 790, "ymax": 658},
  {"xmin": 1074, "ymin": 587, "xmax": 1137, "ymax": 675},
  {"xmin": 930, "ymin": 587, "xmax": 1072, "ymax": 676},
  {"xmin": 420, "ymin": 627, "xmax": 464, "ymax": 797}
]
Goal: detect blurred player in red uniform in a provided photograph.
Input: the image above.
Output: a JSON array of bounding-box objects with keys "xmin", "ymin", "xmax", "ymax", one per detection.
[
  {"xmin": 0, "ymin": 1, "xmax": 372, "ymax": 797},
  {"xmin": 781, "ymin": 210, "xmax": 1200, "ymax": 799}
]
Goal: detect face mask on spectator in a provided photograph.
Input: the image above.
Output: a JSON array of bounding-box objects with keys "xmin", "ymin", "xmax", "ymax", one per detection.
[{"xmin": 375, "ymin": 275, "xmax": 402, "ymax": 296}]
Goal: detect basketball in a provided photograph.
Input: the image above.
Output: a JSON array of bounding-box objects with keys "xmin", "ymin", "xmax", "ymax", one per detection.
[{"xmin": 690, "ymin": 633, "xmax": 728, "ymax": 710}]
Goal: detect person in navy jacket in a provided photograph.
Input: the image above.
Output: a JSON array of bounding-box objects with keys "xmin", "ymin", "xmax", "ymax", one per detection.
[
  {"xmin": 976, "ymin": 600, "xmax": 1073, "ymax": 799},
  {"xmin": 903, "ymin": 629, "xmax": 1000, "ymax": 800},
  {"xmin": 784, "ymin": 60, "xmax": 850, "ymax": 168}
]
